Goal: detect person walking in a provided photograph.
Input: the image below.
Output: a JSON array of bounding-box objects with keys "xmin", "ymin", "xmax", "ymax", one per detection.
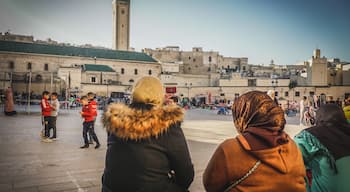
[
  {"xmin": 80, "ymin": 96, "xmax": 100, "ymax": 149},
  {"xmin": 101, "ymin": 77, "xmax": 194, "ymax": 192},
  {"xmin": 295, "ymin": 104, "xmax": 350, "ymax": 192},
  {"xmin": 49, "ymin": 92, "xmax": 59, "ymax": 140},
  {"xmin": 203, "ymin": 91, "xmax": 306, "ymax": 192}
]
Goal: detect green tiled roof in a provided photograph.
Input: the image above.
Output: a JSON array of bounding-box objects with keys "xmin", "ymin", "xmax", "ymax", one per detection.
[
  {"xmin": 0, "ymin": 40, "xmax": 157, "ymax": 63},
  {"xmin": 83, "ymin": 64, "xmax": 115, "ymax": 72}
]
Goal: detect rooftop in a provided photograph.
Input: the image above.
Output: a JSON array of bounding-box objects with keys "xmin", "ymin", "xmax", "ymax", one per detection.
[
  {"xmin": 83, "ymin": 64, "xmax": 115, "ymax": 72},
  {"xmin": 0, "ymin": 40, "xmax": 157, "ymax": 63}
]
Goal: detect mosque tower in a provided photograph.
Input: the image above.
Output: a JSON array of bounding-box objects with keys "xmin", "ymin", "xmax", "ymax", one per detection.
[{"xmin": 112, "ymin": 0, "xmax": 130, "ymax": 51}]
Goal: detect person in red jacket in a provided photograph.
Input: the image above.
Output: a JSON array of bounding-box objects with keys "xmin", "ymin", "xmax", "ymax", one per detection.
[
  {"xmin": 41, "ymin": 91, "xmax": 53, "ymax": 142},
  {"xmin": 87, "ymin": 92, "xmax": 98, "ymax": 144},
  {"xmin": 80, "ymin": 96, "xmax": 100, "ymax": 149}
]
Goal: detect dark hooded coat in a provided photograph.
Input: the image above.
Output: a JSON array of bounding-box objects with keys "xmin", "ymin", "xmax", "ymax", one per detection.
[{"xmin": 102, "ymin": 103, "xmax": 194, "ymax": 192}]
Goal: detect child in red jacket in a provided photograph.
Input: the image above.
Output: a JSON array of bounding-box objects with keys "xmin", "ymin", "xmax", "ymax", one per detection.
[
  {"xmin": 80, "ymin": 96, "xmax": 100, "ymax": 149},
  {"xmin": 87, "ymin": 92, "xmax": 98, "ymax": 144},
  {"xmin": 41, "ymin": 91, "xmax": 53, "ymax": 142}
]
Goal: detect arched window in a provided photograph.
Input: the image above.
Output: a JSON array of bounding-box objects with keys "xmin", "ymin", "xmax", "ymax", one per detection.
[
  {"xmin": 121, "ymin": 68, "xmax": 125, "ymax": 74},
  {"xmin": 44, "ymin": 64, "xmax": 49, "ymax": 71},
  {"xmin": 8, "ymin": 61, "xmax": 14, "ymax": 69},
  {"xmin": 148, "ymin": 70, "xmax": 152, "ymax": 75},
  {"xmin": 134, "ymin": 69, "xmax": 138, "ymax": 75},
  {"xmin": 27, "ymin": 62, "xmax": 32, "ymax": 70},
  {"xmin": 209, "ymin": 56, "xmax": 212, "ymax": 62}
]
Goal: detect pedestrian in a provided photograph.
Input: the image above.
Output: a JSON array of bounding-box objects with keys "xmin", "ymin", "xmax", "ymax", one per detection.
[
  {"xmin": 300, "ymin": 96, "xmax": 307, "ymax": 125},
  {"xmin": 101, "ymin": 77, "xmax": 194, "ymax": 192},
  {"xmin": 294, "ymin": 104, "xmax": 350, "ymax": 192},
  {"xmin": 41, "ymin": 91, "xmax": 53, "ymax": 143},
  {"xmin": 267, "ymin": 89, "xmax": 279, "ymax": 105},
  {"xmin": 203, "ymin": 91, "xmax": 306, "ymax": 192},
  {"xmin": 87, "ymin": 92, "xmax": 97, "ymax": 144},
  {"xmin": 4, "ymin": 87, "xmax": 16, "ymax": 116},
  {"xmin": 79, "ymin": 96, "xmax": 100, "ymax": 149},
  {"xmin": 49, "ymin": 92, "xmax": 59, "ymax": 140},
  {"xmin": 344, "ymin": 98, "xmax": 350, "ymax": 123}
]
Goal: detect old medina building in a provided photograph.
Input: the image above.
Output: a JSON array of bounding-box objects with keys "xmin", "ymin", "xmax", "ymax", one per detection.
[{"xmin": 0, "ymin": 0, "xmax": 350, "ymax": 104}]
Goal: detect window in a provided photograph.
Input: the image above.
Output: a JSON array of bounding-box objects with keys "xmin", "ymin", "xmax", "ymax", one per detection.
[
  {"xmin": 188, "ymin": 56, "xmax": 191, "ymax": 60},
  {"xmin": 285, "ymin": 91, "xmax": 289, "ymax": 97},
  {"xmin": 209, "ymin": 56, "xmax": 212, "ymax": 62},
  {"xmin": 134, "ymin": 69, "xmax": 138, "ymax": 75},
  {"xmin": 295, "ymin": 91, "xmax": 300, "ymax": 97},
  {"xmin": 44, "ymin": 64, "xmax": 49, "ymax": 71},
  {"xmin": 91, "ymin": 77, "xmax": 96, "ymax": 83},
  {"xmin": 242, "ymin": 66, "xmax": 246, "ymax": 71},
  {"xmin": 8, "ymin": 61, "xmax": 14, "ymax": 69},
  {"xmin": 121, "ymin": 9, "xmax": 125, "ymax": 14},
  {"xmin": 27, "ymin": 62, "xmax": 32, "ymax": 70},
  {"xmin": 275, "ymin": 92, "xmax": 278, "ymax": 97},
  {"xmin": 148, "ymin": 70, "xmax": 152, "ymax": 75},
  {"xmin": 121, "ymin": 68, "xmax": 125, "ymax": 74},
  {"xmin": 248, "ymin": 79, "xmax": 257, "ymax": 87},
  {"xmin": 193, "ymin": 58, "xmax": 196, "ymax": 62},
  {"xmin": 188, "ymin": 67, "xmax": 191, "ymax": 70}
]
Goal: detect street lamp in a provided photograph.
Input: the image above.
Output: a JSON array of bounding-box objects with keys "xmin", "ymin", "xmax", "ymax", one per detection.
[
  {"xmin": 185, "ymin": 83, "xmax": 192, "ymax": 98},
  {"xmin": 104, "ymin": 79, "xmax": 111, "ymax": 97}
]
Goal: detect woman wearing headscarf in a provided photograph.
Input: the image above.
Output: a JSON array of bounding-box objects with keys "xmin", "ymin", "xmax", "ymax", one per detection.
[
  {"xmin": 102, "ymin": 77, "xmax": 194, "ymax": 192},
  {"xmin": 294, "ymin": 104, "xmax": 350, "ymax": 192},
  {"xmin": 203, "ymin": 91, "xmax": 306, "ymax": 192}
]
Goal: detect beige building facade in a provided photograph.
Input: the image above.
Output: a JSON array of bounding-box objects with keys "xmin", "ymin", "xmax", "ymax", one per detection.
[{"xmin": 0, "ymin": 39, "xmax": 160, "ymax": 97}]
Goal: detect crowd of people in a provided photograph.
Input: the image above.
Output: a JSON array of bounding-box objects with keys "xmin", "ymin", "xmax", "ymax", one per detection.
[
  {"xmin": 39, "ymin": 91, "xmax": 100, "ymax": 149},
  {"xmin": 2, "ymin": 76, "xmax": 350, "ymax": 191}
]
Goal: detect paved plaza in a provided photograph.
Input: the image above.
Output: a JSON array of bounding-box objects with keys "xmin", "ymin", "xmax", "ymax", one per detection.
[{"xmin": 0, "ymin": 106, "xmax": 305, "ymax": 192}]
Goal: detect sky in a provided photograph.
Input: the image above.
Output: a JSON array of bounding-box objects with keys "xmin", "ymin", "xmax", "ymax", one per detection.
[{"xmin": 0, "ymin": 0, "xmax": 349, "ymax": 65}]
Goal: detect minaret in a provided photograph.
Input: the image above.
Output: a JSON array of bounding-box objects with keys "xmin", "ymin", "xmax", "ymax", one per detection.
[{"xmin": 112, "ymin": 0, "xmax": 130, "ymax": 51}]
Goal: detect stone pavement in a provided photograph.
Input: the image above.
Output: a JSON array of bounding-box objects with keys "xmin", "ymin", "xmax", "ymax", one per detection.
[{"xmin": 0, "ymin": 107, "xmax": 306, "ymax": 192}]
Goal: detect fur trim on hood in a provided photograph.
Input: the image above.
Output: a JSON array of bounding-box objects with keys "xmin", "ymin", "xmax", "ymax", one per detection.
[{"xmin": 103, "ymin": 103, "xmax": 184, "ymax": 140}]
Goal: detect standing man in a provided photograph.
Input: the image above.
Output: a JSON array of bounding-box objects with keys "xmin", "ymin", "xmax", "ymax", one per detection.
[
  {"xmin": 87, "ymin": 92, "xmax": 97, "ymax": 144},
  {"xmin": 41, "ymin": 91, "xmax": 53, "ymax": 143},
  {"xmin": 300, "ymin": 96, "xmax": 307, "ymax": 125},
  {"xmin": 49, "ymin": 92, "xmax": 60, "ymax": 140}
]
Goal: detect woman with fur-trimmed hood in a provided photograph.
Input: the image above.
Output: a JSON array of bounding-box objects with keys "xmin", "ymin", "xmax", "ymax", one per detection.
[{"xmin": 102, "ymin": 77, "xmax": 194, "ymax": 192}]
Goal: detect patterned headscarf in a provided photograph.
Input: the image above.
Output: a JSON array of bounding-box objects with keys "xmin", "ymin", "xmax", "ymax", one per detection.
[{"xmin": 232, "ymin": 91, "xmax": 288, "ymax": 149}]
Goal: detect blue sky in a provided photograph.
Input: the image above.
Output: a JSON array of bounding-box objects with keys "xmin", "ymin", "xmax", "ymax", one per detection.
[{"xmin": 0, "ymin": 0, "xmax": 349, "ymax": 65}]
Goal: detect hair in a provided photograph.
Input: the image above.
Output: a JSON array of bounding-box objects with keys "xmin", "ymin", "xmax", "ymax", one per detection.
[
  {"xmin": 170, "ymin": 96, "xmax": 178, "ymax": 103},
  {"xmin": 80, "ymin": 95, "xmax": 88, "ymax": 101},
  {"xmin": 51, "ymin": 92, "xmax": 58, "ymax": 97},
  {"xmin": 303, "ymin": 96, "xmax": 307, "ymax": 100},
  {"xmin": 87, "ymin": 92, "xmax": 95, "ymax": 97},
  {"xmin": 42, "ymin": 91, "xmax": 50, "ymax": 96}
]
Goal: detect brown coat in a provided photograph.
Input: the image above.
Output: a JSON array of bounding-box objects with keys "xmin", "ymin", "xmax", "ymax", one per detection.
[{"xmin": 203, "ymin": 135, "xmax": 306, "ymax": 192}]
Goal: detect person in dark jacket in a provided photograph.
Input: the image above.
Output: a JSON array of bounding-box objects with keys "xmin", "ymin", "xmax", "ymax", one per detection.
[
  {"xmin": 295, "ymin": 104, "xmax": 350, "ymax": 192},
  {"xmin": 102, "ymin": 77, "xmax": 194, "ymax": 192}
]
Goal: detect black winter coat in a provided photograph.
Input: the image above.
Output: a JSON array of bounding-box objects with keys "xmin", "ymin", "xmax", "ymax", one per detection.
[{"xmin": 102, "ymin": 103, "xmax": 194, "ymax": 192}]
